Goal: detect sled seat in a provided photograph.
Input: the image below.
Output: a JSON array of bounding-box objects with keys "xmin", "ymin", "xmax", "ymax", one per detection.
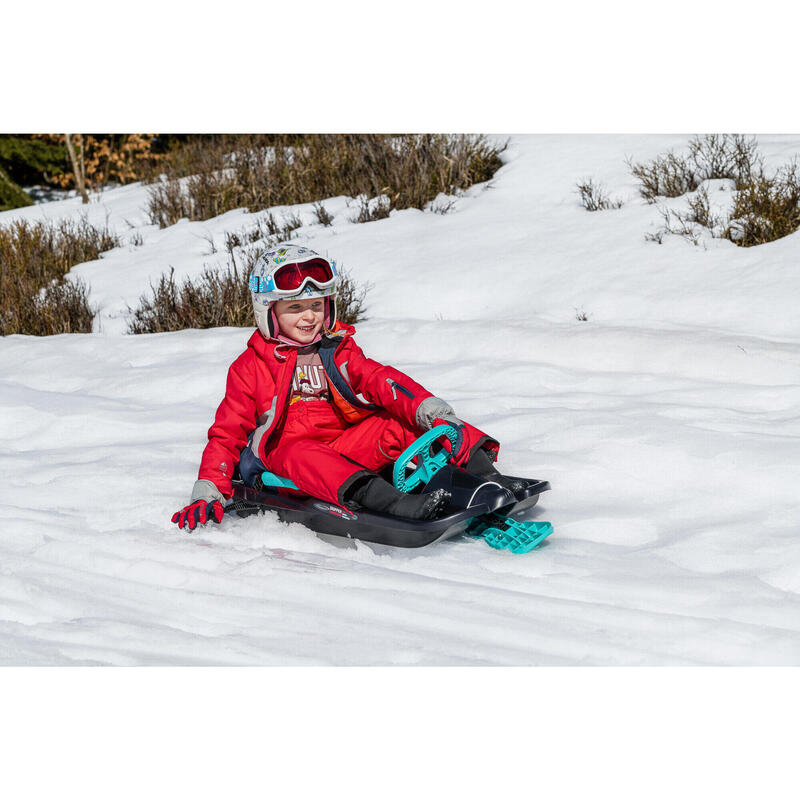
[{"xmin": 260, "ymin": 471, "xmax": 300, "ymax": 491}]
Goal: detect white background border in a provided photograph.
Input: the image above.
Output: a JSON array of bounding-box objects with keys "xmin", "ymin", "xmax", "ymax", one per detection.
[{"xmin": 3, "ymin": 1, "xmax": 798, "ymax": 796}]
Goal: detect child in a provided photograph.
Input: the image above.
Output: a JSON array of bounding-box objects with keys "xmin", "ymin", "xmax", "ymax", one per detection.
[{"xmin": 172, "ymin": 244, "xmax": 525, "ymax": 531}]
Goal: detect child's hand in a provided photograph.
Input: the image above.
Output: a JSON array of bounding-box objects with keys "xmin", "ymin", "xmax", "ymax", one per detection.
[
  {"xmin": 416, "ymin": 396, "xmax": 462, "ymax": 430},
  {"xmin": 171, "ymin": 499, "xmax": 224, "ymax": 531}
]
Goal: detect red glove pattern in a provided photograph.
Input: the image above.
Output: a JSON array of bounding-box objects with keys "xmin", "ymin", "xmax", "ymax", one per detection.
[{"xmin": 171, "ymin": 499, "xmax": 225, "ymax": 531}]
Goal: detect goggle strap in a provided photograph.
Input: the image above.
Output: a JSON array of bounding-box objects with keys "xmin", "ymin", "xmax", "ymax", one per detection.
[
  {"xmin": 250, "ymin": 274, "xmax": 336, "ymax": 294},
  {"xmin": 250, "ymin": 260, "xmax": 336, "ymax": 294}
]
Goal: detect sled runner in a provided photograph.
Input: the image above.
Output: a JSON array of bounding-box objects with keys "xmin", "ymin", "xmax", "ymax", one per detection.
[{"xmin": 228, "ymin": 424, "xmax": 553, "ymax": 552}]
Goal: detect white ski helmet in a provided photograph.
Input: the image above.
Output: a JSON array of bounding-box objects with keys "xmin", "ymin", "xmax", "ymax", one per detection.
[{"xmin": 248, "ymin": 243, "xmax": 339, "ymax": 339}]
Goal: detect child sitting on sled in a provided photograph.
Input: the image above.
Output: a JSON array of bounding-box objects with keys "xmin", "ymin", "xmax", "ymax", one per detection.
[{"xmin": 172, "ymin": 244, "xmax": 526, "ymax": 531}]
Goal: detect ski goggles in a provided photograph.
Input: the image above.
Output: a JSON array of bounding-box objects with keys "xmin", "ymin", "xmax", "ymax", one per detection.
[{"xmin": 249, "ymin": 258, "xmax": 337, "ymax": 295}]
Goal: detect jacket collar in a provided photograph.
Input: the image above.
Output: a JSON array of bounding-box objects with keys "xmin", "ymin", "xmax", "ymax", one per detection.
[{"xmin": 247, "ymin": 320, "xmax": 356, "ymax": 363}]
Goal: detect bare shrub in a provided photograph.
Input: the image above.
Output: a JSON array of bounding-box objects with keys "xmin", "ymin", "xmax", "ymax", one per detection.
[
  {"xmin": 127, "ymin": 265, "xmax": 252, "ymax": 333},
  {"xmin": 281, "ymin": 212, "xmax": 304, "ymax": 236},
  {"xmin": 628, "ymin": 152, "xmax": 698, "ymax": 202},
  {"xmin": 686, "ymin": 186, "xmax": 715, "ymax": 229},
  {"xmin": 223, "ymin": 230, "xmax": 243, "ymax": 251},
  {"xmin": 145, "ymin": 134, "xmax": 506, "ymax": 228},
  {"xmin": 636, "ymin": 135, "xmax": 800, "ymax": 247},
  {"xmin": 221, "ymin": 212, "xmax": 301, "ymax": 254},
  {"xmin": 198, "ymin": 230, "xmax": 218, "ymax": 255},
  {"xmin": 629, "ymin": 134, "xmax": 761, "ymax": 203},
  {"xmin": 0, "ymin": 216, "xmax": 119, "ymax": 336},
  {"xmin": 429, "ymin": 197, "xmax": 458, "ymax": 214},
  {"xmin": 688, "ymin": 134, "xmax": 760, "ymax": 185},
  {"xmin": 351, "ymin": 194, "xmax": 391, "ymax": 223},
  {"xmin": 313, "ymin": 202, "xmax": 334, "ymax": 226},
  {"xmin": 644, "ymin": 229, "xmax": 664, "ymax": 244},
  {"xmin": 656, "ymin": 205, "xmax": 703, "ymax": 246},
  {"xmin": 725, "ymin": 162, "xmax": 800, "ymax": 246},
  {"xmin": 576, "ymin": 178, "xmax": 623, "ymax": 211},
  {"xmin": 32, "ymin": 278, "xmax": 96, "ymax": 335},
  {"xmin": 147, "ymin": 178, "xmax": 186, "ymax": 226},
  {"xmin": 335, "ymin": 268, "xmax": 370, "ymax": 325},
  {"xmin": 264, "ymin": 212, "xmax": 282, "ymax": 237},
  {"xmin": 647, "ymin": 189, "xmax": 725, "ymax": 247}
]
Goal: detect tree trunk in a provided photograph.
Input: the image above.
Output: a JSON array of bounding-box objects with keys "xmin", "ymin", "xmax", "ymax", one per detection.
[{"xmin": 65, "ymin": 134, "xmax": 89, "ymax": 204}]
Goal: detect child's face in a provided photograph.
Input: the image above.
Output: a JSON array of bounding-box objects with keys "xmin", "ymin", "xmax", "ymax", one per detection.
[{"xmin": 273, "ymin": 297, "xmax": 325, "ymax": 343}]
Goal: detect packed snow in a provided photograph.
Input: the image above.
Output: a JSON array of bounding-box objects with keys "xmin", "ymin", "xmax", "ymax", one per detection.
[{"xmin": 2, "ymin": 135, "xmax": 800, "ymax": 665}]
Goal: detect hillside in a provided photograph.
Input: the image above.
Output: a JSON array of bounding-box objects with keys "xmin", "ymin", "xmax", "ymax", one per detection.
[{"xmin": 1, "ymin": 134, "xmax": 799, "ymax": 665}]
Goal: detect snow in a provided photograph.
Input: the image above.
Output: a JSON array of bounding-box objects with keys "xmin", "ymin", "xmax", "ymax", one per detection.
[{"xmin": 2, "ymin": 134, "xmax": 800, "ymax": 665}]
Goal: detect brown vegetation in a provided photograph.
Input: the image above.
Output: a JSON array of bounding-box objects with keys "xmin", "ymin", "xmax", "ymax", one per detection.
[
  {"xmin": 0, "ymin": 217, "xmax": 120, "ymax": 336},
  {"xmin": 633, "ymin": 135, "xmax": 800, "ymax": 247},
  {"xmin": 576, "ymin": 178, "xmax": 623, "ymax": 211},
  {"xmin": 628, "ymin": 134, "xmax": 759, "ymax": 203},
  {"xmin": 30, "ymin": 134, "xmax": 160, "ymax": 192},
  {"xmin": 145, "ymin": 134, "xmax": 505, "ymax": 227}
]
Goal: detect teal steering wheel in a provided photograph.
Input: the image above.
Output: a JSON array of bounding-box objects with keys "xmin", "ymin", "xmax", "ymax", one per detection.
[{"xmin": 392, "ymin": 423, "xmax": 463, "ymax": 493}]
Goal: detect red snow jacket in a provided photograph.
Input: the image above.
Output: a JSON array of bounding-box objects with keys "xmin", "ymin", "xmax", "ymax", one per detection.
[{"xmin": 197, "ymin": 322, "xmax": 435, "ymax": 498}]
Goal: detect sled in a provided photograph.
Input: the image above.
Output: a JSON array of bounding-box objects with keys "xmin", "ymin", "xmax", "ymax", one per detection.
[{"xmin": 228, "ymin": 424, "xmax": 552, "ymax": 551}]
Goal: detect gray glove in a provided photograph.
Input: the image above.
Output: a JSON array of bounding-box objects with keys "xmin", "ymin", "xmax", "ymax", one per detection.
[
  {"xmin": 416, "ymin": 396, "xmax": 462, "ymax": 430},
  {"xmin": 190, "ymin": 479, "xmax": 226, "ymax": 505}
]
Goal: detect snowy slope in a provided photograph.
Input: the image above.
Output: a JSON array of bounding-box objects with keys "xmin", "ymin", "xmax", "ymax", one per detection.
[{"xmin": 2, "ymin": 135, "xmax": 800, "ymax": 665}]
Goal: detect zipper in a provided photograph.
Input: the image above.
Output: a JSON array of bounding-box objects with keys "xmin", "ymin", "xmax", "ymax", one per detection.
[{"xmin": 263, "ymin": 349, "xmax": 297, "ymax": 451}]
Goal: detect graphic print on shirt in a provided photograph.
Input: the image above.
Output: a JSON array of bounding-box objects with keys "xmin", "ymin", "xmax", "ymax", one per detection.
[{"xmin": 291, "ymin": 359, "xmax": 330, "ymax": 402}]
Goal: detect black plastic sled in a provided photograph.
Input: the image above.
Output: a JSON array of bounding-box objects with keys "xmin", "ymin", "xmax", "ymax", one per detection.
[
  {"xmin": 228, "ymin": 468, "xmax": 550, "ymax": 549},
  {"xmin": 228, "ymin": 423, "xmax": 551, "ymax": 550}
]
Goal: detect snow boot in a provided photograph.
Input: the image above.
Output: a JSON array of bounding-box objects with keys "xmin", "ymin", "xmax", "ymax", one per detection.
[
  {"xmin": 422, "ymin": 464, "xmax": 515, "ymax": 516},
  {"xmin": 347, "ymin": 475, "xmax": 451, "ymax": 520},
  {"xmin": 466, "ymin": 447, "xmax": 530, "ymax": 499}
]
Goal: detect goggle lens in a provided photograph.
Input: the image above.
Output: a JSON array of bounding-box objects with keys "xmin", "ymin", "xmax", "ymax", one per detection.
[{"xmin": 273, "ymin": 259, "xmax": 334, "ymax": 291}]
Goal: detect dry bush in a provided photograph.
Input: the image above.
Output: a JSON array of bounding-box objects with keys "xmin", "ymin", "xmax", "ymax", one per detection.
[
  {"xmin": 223, "ymin": 211, "xmax": 304, "ymax": 252},
  {"xmin": 686, "ymin": 186, "xmax": 717, "ymax": 229},
  {"xmin": 350, "ymin": 194, "xmax": 391, "ymax": 223},
  {"xmin": 628, "ymin": 151, "xmax": 699, "ymax": 202},
  {"xmin": 0, "ymin": 217, "xmax": 119, "ymax": 335},
  {"xmin": 574, "ymin": 306, "xmax": 590, "ymax": 321},
  {"xmin": 643, "ymin": 229, "xmax": 664, "ymax": 244},
  {"xmin": 30, "ymin": 134, "xmax": 160, "ymax": 191},
  {"xmin": 429, "ymin": 197, "xmax": 458, "ymax": 214},
  {"xmin": 128, "ymin": 250, "xmax": 369, "ymax": 334},
  {"xmin": 31, "ymin": 279, "xmax": 96, "ymax": 334},
  {"xmin": 576, "ymin": 178, "xmax": 623, "ymax": 211},
  {"xmin": 145, "ymin": 134, "xmax": 505, "ymax": 227},
  {"xmin": 281, "ymin": 212, "xmax": 304, "ymax": 235},
  {"xmin": 725, "ymin": 162, "xmax": 800, "ymax": 246},
  {"xmin": 629, "ymin": 134, "xmax": 760, "ymax": 203},
  {"xmin": 335, "ymin": 268, "xmax": 371, "ymax": 325},
  {"xmin": 688, "ymin": 134, "xmax": 760, "ymax": 185},
  {"xmin": 127, "ymin": 265, "xmax": 253, "ymax": 333},
  {"xmin": 636, "ymin": 135, "xmax": 800, "ymax": 247},
  {"xmin": 653, "ymin": 205, "xmax": 704, "ymax": 247},
  {"xmin": 645, "ymin": 185, "xmax": 730, "ymax": 247},
  {"xmin": 313, "ymin": 202, "xmax": 334, "ymax": 226}
]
